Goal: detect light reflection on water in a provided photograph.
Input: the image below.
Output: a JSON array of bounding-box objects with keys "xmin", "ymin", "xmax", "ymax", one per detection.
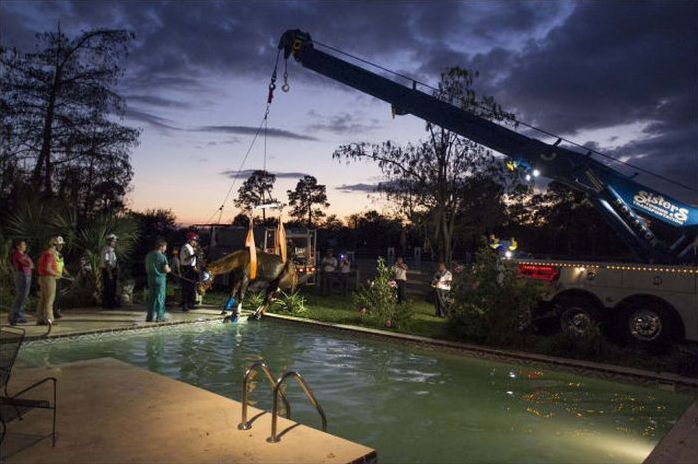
[{"xmin": 18, "ymin": 320, "xmax": 693, "ymax": 464}]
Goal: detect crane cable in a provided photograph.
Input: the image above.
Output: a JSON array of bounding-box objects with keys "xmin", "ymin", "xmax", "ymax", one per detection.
[{"xmin": 311, "ymin": 39, "xmax": 698, "ymax": 194}]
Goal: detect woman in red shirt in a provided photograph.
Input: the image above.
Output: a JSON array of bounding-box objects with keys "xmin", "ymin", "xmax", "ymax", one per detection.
[
  {"xmin": 36, "ymin": 237, "xmax": 61, "ymax": 325},
  {"xmin": 10, "ymin": 239, "xmax": 34, "ymax": 325}
]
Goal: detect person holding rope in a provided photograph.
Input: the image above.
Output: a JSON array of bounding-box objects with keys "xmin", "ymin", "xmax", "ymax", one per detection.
[{"xmin": 179, "ymin": 232, "xmax": 200, "ymax": 311}]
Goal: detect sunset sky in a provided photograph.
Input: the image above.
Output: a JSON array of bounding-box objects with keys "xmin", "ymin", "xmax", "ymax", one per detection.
[{"xmin": 2, "ymin": 1, "xmax": 696, "ymax": 225}]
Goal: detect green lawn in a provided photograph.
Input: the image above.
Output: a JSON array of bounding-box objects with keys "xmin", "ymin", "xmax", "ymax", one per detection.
[{"xmin": 204, "ymin": 288, "xmax": 449, "ymax": 340}]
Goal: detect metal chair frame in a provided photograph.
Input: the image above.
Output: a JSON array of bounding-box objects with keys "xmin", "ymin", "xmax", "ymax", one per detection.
[{"xmin": 0, "ymin": 326, "xmax": 57, "ymax": 447}]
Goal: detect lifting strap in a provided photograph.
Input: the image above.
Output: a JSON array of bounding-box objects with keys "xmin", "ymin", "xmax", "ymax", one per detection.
[
  {"xmin": 245, "ymin": 216, "xmax": 257, "ymax": 279},
  {"xmin": 275, "ymin": 218, "xmax": 287, "ymax": 263}
]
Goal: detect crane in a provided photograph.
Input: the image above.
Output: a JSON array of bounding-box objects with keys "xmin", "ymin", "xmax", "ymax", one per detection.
[{"xmin": 277, "ymin": 30, "xmax": 698, "ymax": 265}]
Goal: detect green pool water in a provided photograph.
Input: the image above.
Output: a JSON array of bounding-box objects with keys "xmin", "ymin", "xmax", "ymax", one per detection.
[{"xmin": 17, "ymin": 320, "xmax": 693, "ymax": 464}]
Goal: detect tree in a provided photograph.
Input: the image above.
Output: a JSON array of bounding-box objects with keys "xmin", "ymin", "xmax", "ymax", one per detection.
[
  {"xmin": 322, "ymin": 214, "xmax": 344, "ymax": 230},
  {"xmin": 333, "ymin": 67, "xmax": 519, "ymax": 263},
  {"xmin": 346, "ymin": 210, "xmax": 404, "ymax": 252},
  {"xmin": 504, "ymin": 182, "xmax": 631, "ymax": 259},
  {"xmin": 0, "ymin": 27, "xmax": 139, "ymax": 211},
  {"xmin": 232, "ymin": 213, "xmax": 250, "ymax": 228},
  {"xmin": 234, "ymin": 170, "xmax": 277, "ymax": 220},
  {"xmin": 128, "ymin": 209, "xmax": 179, "ymax": 279},
  {"xmin": 286, "ymin": 175, "xmax": 330, "ymax": 227}
]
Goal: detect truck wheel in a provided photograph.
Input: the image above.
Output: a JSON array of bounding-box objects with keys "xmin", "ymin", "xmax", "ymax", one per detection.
[
  {"xmin": 621, "ymin": 302, "xmax": 676, "ymax": 347},
  {"xmin": 558, "ymin": 300, "xmax": 598, "ymax": 338}
]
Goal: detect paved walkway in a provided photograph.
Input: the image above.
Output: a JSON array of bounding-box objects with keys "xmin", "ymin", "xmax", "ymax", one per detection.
[
  {"xmin": 1, "ymin": 305, "xmax": 225, "ymax": 340},
  {"xmin": 2, "ymin": 358, "xmax": 376, "ymax": 463}
]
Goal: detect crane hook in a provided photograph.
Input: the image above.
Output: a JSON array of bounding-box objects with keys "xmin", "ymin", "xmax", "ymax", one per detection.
[{"xmin": 282, "ymin": 70, "xmax": 290, "ymax": 92}]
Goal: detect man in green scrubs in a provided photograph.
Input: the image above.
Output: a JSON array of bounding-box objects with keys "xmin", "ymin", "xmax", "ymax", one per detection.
[{"xmin": 145, "ymin": 239, "xmax": 172, "ymax": 322}]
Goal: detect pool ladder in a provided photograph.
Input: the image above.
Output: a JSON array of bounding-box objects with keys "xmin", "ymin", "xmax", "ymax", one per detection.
[{"xmin": 238, "ymin": 361, "xmax": 327, "ymax": 443}]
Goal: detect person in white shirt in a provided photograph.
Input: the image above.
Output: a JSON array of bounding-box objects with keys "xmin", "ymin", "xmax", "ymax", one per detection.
[
  {"xmin": 320, "ymin": 249, "xmax": 338, "ymax": 295},
  {"xmin": 340, "ymin": 256, "xmax": 351, "ymax": 274},
  {"xmin": 100, "ymin": 234, "xmax": 119, "ymax": 309},
  {"xmin": 179, "ymin": 232, "xmax": 199, "ymax": 311},
  {"xmin": 393, "ymin": 256, "xmax": 408, "ymax": 304},
  {"xmin": 431, "ymin": 261, "xmax": 452, "ymax": 318}
]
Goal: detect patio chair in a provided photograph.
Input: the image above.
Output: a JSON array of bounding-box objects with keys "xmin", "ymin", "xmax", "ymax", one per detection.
[{"xmin": 0, "ymin": 326, "xmax": 57, "ymax": 447}]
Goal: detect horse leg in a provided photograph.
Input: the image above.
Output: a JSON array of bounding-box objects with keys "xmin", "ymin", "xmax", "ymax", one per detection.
[
  {"xmin": 236, "ymin": 274, "xmax": 250, "ymax": 319},
  {"xmin": 221, "ymin": 273, "xmax": 242, "ymax": 315},
  {"xmin": 253, "ymin": 276, "xmax": 282, "ymax": 319}
]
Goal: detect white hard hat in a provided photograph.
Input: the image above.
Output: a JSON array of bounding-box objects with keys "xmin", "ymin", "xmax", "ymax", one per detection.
[
  {"xmin": 106, "ymin": 233, "xmax": 118, "ymax": 241},
  {"xmin": 50, "ymin": 236, "xmax": 65, "ymax": 246}
]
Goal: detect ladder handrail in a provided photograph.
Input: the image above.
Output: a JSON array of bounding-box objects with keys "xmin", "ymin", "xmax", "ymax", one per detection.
[
  {"xmin": 267, "ymin": 370, "xmax": 327, "ymax": 443},
  {"xmin": 238, "ymin": 361, "xmax": 291, "ymax": 430}
]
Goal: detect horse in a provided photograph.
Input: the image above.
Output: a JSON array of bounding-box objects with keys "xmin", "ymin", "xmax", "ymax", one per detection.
[{"xmin": 197, "ymin": 249, "xmax": 303, "ymax": 319}]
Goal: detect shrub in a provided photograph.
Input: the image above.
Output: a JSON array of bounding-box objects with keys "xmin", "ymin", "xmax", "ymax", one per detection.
[
  {"xmin": 353, "ymin": 257, "xmax": 413, "ymax": 329},
  {"xmin": 243, "ymin": 291, "xmax": 265, "ymax": 311},
  {"xmin": 271, "ymin": 290, "xmax": 308, "ymax": 316},
  {"xmin": 534, "ymin": 322, "xmax": 608, "ymax": 359},
  {"xmin": 448, "ymin": 244, "xmax": 545, "ymax": 345}
]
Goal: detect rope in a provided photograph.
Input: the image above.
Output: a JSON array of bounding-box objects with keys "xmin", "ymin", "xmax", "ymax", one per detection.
[{"xmin": 311, "ymin": 40, "xmax": 698, "ymax": 194}]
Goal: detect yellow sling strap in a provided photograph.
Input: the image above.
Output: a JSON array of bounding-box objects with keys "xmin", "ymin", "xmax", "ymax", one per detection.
[
  {"xmin": 274, "ymin": 218, "xmax": 287, "ymax": 263},
  {"xmin": 245, "ymin": 217, "xmax": 257, "ymax": 279}
]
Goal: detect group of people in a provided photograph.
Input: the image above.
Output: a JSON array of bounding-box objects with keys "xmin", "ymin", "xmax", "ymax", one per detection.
[
  {"xmin": 7, "ymin": 231, "xmax": 204, "ymax": 326},
  {"xmin": 144, "ymin": 232, "xmax": 202, "ymax": 322},
  {"xmin": 392, "ymin": 256, "xmax": 452, "ymax": 318},
  {"xmin": 318, "ymin": 250, "xmax": 453, "ymax": 318},
  {"xmin": 8, "ymin": 234, "xmax": 119, "ymax": 326},
  {"xmin": 319, "ymin": 249, "xmax": 352, "ymax": 295}
]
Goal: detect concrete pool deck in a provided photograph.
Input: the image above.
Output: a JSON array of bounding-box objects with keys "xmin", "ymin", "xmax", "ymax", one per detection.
[
  {"xmin": 1, "ymin": 358, "xmax": 377, "ymax": 464},
  {"xmin": 1, "ymin": 305, "xmax": 225, "ymax": 341},
  {"xmin": 644, "ymin": 400, "xmax": 698, "ymax": 464}
]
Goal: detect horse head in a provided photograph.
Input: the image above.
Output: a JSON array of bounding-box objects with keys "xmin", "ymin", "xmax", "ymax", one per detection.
[{"xmin": 196, "ymin": 270, "xmax": 214, "ymax": 295}]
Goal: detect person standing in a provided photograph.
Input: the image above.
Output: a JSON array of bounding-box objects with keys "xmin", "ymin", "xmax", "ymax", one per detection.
[
  {"xmin": 9, "ymin": 239, "xmax": 33, "ymax": 325},
  {"xmin": 431, "ymin": 261, "xmax": 452, "ymax": 318},
  {"xmin": 53, "ymin": 236, "xmax": 70, "ymax": 319},
  {"xmin": 145, "ymin": 239, "xmax": 172, "ymax": 322},
  {"xmin": 393, "ymin": 256, "xmax": 408, "ymax": 304},
  {"xmin": 320, "ymin": 249, "xmax": 338, "ymax": 295},
  {"xmin": 36, "ymin": 237, "xmax": 60, "ymax": 326},
  {"xmin": 171, "ymin": 246, "xmax": 181, "ymax": 277},
  {"xmin": 100, "ymin": 233, "xmax": 119, "ymax": 309},
  {"xmin": 179, "ymin": 232, "xmax": 199, "ymax": 311}
]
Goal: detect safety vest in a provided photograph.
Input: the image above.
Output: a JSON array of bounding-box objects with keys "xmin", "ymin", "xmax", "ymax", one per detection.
[{"xmin": 56, "ymin": 252, "xmax": 65, "ymax": 276}]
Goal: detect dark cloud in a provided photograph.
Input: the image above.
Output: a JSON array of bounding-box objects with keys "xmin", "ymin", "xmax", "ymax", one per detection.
[
  {"xmin": 194, "ymin": 125, "xmax": 318, "ymax": 141},
  {"xmin": 207, "ymin": 139, "xmax": 240, "ymax": 146},
  {"xmin": 474, "ymin": 2, "xmax": 697, "ymax": 196},
  {"xmin": 335, "ymin": 183, "xmax": 378, "ymax": 193},
  {"xmin": 221, "ymin": 169, "xmax": 309, "ymax": 179},
  {"xmin": 125, "ymin": 94, "xmax": 191, "ymax": 109},
  {"xmin": 306, "ymin": 110, "xmax": 381, "ymax": 135},
  {"xmin": 2, "ymin": 1, "xmax": 565, "ymax": 89},
  {"xmin": 3, "ymin": 0, "xmax": 695, "ymax": 198},
  {"xmin": 124, "ymin": 108, "xmax": 180, "ymax": 131}
]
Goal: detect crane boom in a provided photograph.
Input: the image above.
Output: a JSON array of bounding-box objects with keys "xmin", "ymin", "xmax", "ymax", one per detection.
[{"xmin": 278, "ymin": 30, "xmax": 698, "ymax": 264}]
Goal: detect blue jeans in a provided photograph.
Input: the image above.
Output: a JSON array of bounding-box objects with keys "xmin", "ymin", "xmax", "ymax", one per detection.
[{"xmin": 12, "ymin": 272, "xmax": 31, "ymax": 322}]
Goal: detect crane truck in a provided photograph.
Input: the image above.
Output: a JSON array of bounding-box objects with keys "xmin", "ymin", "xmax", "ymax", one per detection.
[{"xmin": 277, "ymin": 30, "xmax": 698, "ymax": 348}]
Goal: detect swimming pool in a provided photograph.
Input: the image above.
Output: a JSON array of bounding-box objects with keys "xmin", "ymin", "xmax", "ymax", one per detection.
[{"xmin": 17, "ymin": 320, "xmax": 693, "ymax": 464}]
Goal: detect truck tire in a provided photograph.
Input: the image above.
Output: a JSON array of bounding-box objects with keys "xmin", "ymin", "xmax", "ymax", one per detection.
[
  {"xmin": 557, "ymin": 297, "xmax": 600, "ymax": 338},
  {"xmin": 619, "ymin": 299, "xmax": 679, "ymax": 348}
]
